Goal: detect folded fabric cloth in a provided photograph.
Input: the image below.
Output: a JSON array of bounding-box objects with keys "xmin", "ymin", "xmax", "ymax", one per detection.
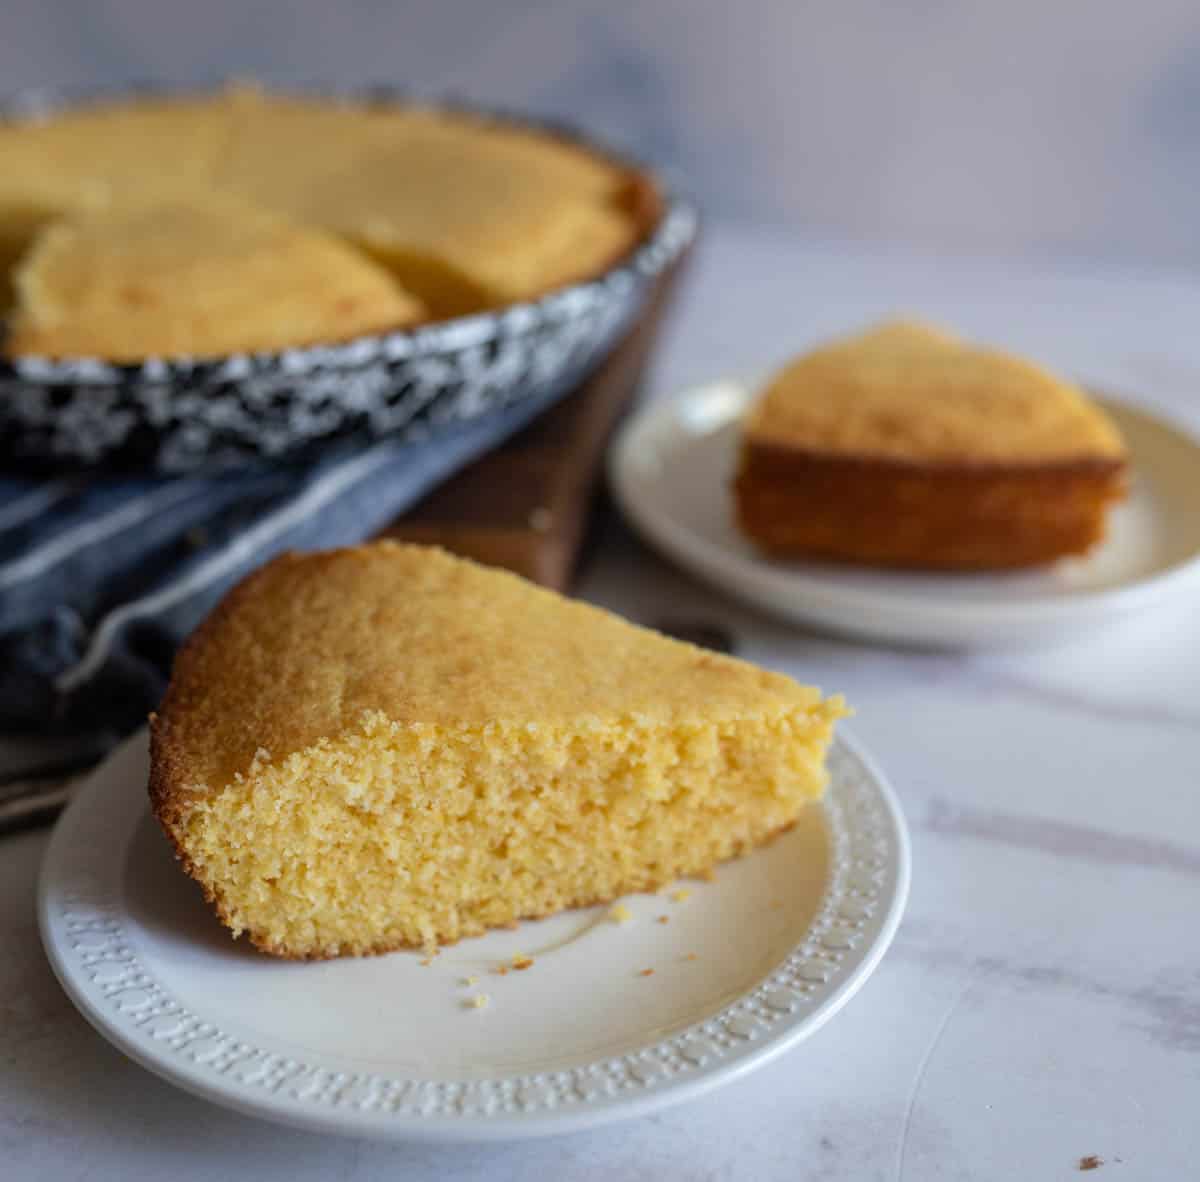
[{"xmin": 0, "ymin": 381, "xmax": 575, "ymax": 779}]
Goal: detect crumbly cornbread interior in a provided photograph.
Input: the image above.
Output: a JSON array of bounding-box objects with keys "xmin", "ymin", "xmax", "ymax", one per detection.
[
  {"xmin": 0, "ymin": 86, "xmax": 650, "ymax": 346},
  {"xmin": 151, "ymin": 543, "xmax": 845, "ymax": 959},
  {"xmin": 745, "ymin": 320, "xmax": 1127, "ymax": 463}
]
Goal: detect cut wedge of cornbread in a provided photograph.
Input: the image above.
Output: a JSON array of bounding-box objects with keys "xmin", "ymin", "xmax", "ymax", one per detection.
[
  {"xmin": 735, "ymin": 320, "xmax": 1129, "ymax": 569},
  {"xmin": 7, "ymin": 192, "xmax": 424, "ymax": 360},
  {"xmin": 216, "ymin": 90, "xmax": 642, "ymax": 316},
  {"xmin": 149, "ymin": 543, "xmax": 845, "ymax": 959}
]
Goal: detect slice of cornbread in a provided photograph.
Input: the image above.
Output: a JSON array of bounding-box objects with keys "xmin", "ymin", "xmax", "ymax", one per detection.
[
  {"xmin": 735, "ymin": 320, "xmax": 1128, "ymax": 569},
  {"xmin": 7, "ymin": 192, "xmax": 424, "ymax": 360},
  {"xmin": 150, "ymin": 543, "xmax": 845, "ymax": 959}
]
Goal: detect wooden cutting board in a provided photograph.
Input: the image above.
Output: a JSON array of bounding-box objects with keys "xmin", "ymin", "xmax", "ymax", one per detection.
[{"xmin": 383, "ymin": 259, "xmax": 688, "ymax": 589}]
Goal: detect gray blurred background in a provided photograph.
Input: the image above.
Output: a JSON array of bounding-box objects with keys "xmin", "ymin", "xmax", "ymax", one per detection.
[{"xmin": 4, "ymin": 0, "xmax": 1200, "ymax": 269}]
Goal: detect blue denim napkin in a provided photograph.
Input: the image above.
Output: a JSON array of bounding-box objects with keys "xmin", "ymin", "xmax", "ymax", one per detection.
[{"xmin": 0, "ymin": 382, "xmax": 573, "ymax": 769}]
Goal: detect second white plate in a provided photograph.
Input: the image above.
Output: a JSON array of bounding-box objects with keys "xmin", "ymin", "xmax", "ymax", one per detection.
[
  {"xmin": 610, "ymin": 379, "xmax": 1200, "ymax": 647},
  {"xmin": 40, "ymin": 730, "xmax": 907, "ymax": 1142}
]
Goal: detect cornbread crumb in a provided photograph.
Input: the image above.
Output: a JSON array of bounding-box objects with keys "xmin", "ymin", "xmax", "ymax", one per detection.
[
  {"xmin": 419, "ymin": 956, "xmax": 434, "ymax": 966},
  {"xmin": 461, "ymin": 976, "xmax": 479, "ymax": 986},
  {"xmin": 1078, "ymin": 1156, "xmax": 1103, "ymax": 1171},
  {"xmin": 656, "ymin": 915, "xmax": 669, "ymax": 924},
  {"xmin": 670, "ymin": 889, "xmax": 691, "ymax": 903},
  {"xmin": 512, "ymin": 955, "xmax": 534, "ymax": 971},
  {"xmin": 149, "ymin": 543, "xmax": 845, "ymax": 960},
  {"xmin": 638, "ymin": 969, "xmax": 655, "ymax": 977},
  {"xmin": 682, "ymin": 953, "xmax": 697, "ymax": 962},
  {"xmin": 466, "ymin": 994, "xmax": 489, "ymax": 1010},
  {"xmin": 492, "ymin": 965, "xmax": 510, "ymax": 976}
]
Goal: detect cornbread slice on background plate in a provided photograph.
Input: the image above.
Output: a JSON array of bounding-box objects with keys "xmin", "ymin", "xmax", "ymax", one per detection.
[
  {"xmin": 735, "ymin": 320, "xmax": 1129, "ymax": 569},
  {"xmin": 6, "ymin": 192, "xmax": 425, "ymax": 360},
  {"xmin": 149, "ymin": 543, "xmax": 845, "ymax": 960}
]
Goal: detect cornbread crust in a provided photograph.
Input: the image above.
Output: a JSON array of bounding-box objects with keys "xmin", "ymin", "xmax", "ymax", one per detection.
[
  {"xmin": 736, "ymin": 321, "xmax": 1129, "ymax": 569},
  {"xmin": 7, "ymin": 193, "xmax": 424, "ymax": 360},
  {"xmin": 150, "ymin": 543, "xmax": 844, "ymax": 959}
]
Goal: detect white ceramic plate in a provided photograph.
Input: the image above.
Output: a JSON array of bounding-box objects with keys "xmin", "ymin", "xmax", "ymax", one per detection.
[
  {"xmin": 39, "ymin": 730, "xmax": 907, "ymax": 1143},
  {"xmin": 610, "ymin": 379, "xmax": 1200, "ymax": 647}
]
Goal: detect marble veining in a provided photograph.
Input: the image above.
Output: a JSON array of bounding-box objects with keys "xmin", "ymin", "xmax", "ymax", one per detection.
[{"xmin": 923, "ymin": 797, "xmax": 1200, "ymax": 877}]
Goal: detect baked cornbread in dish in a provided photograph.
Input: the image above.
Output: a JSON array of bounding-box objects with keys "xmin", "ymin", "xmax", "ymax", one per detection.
[
  {"xmin": 7, "ymin": 194, "xmax": 424, "ymax": 361},
  {"xmin": 218, "ymin": 89, "xmax": 645, "ymax": 318},
  {"xmin": 735, "ymin": 321, "xmax": 1129, "ymax": 569},
  {"xmin": 149, "ymin": 542, "xmax": 845, "ymax": 959},
  {"xmin": 0, "ymin": 86, "xmax": 654, "ymax": 351}
]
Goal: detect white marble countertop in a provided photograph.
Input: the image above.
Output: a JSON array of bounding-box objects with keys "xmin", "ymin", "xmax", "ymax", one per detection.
[{"xmin": 3, "ymin": 225, "xmax": 1199, "ymax": 1180}]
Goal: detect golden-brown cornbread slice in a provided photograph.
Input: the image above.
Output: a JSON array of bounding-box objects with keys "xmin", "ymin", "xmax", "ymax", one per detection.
[
  {"xmin": 150, "ymin": 543, "xmax": 845, "ymax": 959},
  {"xmin": 6, "ymin": 192, "xmax": 424, "ymax": 360},
  {"xmin": 735, "ymin": 321, "xmax": 1128, "ymax": 569}
]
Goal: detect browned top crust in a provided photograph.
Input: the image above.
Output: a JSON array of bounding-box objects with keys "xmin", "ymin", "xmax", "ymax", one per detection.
[
  {"xmin": 150, "ymin": 542, "xmax": 832, "ymax": 808},
  {"xmin": 743, "ymin": 321, "xmax": 1127, "ymax": 465}
]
